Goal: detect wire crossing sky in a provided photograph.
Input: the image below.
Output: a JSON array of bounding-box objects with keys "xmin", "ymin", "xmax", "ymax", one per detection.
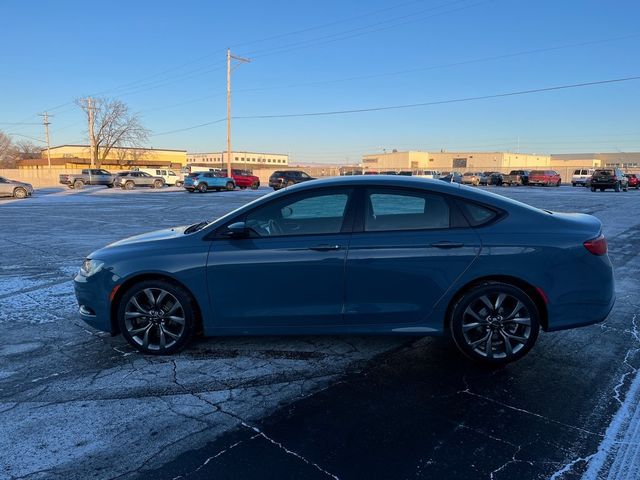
[{"xmin": 1, "ymin": 0, "xmax": 639, "ymax": 162}]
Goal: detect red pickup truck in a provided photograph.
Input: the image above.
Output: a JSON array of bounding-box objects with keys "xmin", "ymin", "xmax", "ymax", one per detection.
[
  {"xmin": 528, "ymin": 170, "xmax": 561, "ymax": 187},
  {"xmin": 232, "ymin": 169, "xmax": 260, "ymax": 190}
]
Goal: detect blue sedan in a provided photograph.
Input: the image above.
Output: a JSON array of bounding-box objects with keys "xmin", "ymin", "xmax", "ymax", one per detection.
[{"xmin": 74, "ymin": 176, "xmax": 614, "ymax": 365}]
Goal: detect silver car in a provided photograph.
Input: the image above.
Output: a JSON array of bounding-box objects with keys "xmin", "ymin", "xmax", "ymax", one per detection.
[
  {"xmin": 113, "ymin": 171, "xmax": 165, "ymax": 190},
  {"xmin": 0, "ymin": 176, "xmax": 33, "ymax": 199}
]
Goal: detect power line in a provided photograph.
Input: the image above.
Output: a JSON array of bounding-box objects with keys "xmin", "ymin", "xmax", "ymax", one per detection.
[
  {"xmin": 150, "ymin": 118, "xmax": 227, "ymax": 137},
  {"xmin": 234, "ymin": 75, "xmax": 640, "ymax": 119}
]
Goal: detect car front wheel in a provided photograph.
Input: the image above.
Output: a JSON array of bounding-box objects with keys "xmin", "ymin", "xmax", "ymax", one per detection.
[
  {"xmin": 449, "ymin": 282, "xmax": 540, "ymax": 365},
  {"xmin": 13, "ymin": 187, "xmax": 27, "ymax": 199},
  {"xmin": 197, "ymin": 183, "xmax": 207, "ymax": 193},
  {"xmin": 226, "ymin": 181, "xmax": 235, "ymax": 191},
  {"xmin": 118, "ymin": 280, "xmax": 196, "ymax": 355}
]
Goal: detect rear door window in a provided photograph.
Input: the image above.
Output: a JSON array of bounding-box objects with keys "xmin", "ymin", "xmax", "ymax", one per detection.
[{"xmin": 364, "ymin": 189, "xmax": 450, "ymax": 231}]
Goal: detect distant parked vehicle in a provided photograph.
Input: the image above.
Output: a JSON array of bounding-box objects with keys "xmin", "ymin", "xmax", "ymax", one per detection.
[
  {"xmin": 485, "ymin": 172, "xmax": 504, "ymax": 186},
  {"xmin": 114, "ymin": 171, "xmax": 165, "ymax": 190},
  {"xmin": 184, "ymin": 171, "xmax": 235, "ymax": 193},
  {"xmin": 571, "ymin": 169, "xmax": 595, "ymax": 187},
  {"xmin": 589, "ymin": 169, "xmax": 628, "ymax": 192},
  {"xmin": 232, "ymin": 169, "xmax": 260, "ymax": 190},
  {"xmin": 624, "ymin": 174, "xmax": 639, "ymax": 189},
  {"xmin": 413, "ymin": 170, "xmax": 441, "ymax": 179},
  {"xmin": 59, "ymin": 169, "xmax": 115, "ymax": 189},
  {"xmin": 136, "ymin": 168, "xmax": 184, "ymax": 187},
  {"xmin": 528, "ymin": 170, "xmax": 561, "ymax": 187},
  {"xmin": 0, "ymin": 176, "xmax": 33, "ymax": 199},
  {"xmin": 439, "ymin": 172, "xmax": 463, "ymax": 183},
  {"xmin": 268, "ymin": 170, "xmax": 315, "ymax": 190},
  {"xmin": 461, "ymin": 172, "xmax": 482, "ymax": 186},
  {"xmin": 502, "ymin": 170, "xmax": 530, "ymax": 186},
  {"xmin": 478, "ymin": 171, "xmax": 499, "ymax": 185}
]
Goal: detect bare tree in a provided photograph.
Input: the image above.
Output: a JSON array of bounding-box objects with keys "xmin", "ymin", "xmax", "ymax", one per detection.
[
  {"xmin": 14, "ymin": 140, "xmax": 41, "ymax": 160},
  {"xmin": 115, "ymin": 147, "xmax": 150, "ymax": 165},
  {"xmin": 0, "ymin": 131, "xmax": 17, "ymax": 168},
  {"xmin": 76, "ymin": 98, "xmax": 150, "ymax": 167}
]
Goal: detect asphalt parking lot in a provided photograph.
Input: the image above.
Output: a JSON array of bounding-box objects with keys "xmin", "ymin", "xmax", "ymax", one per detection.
[{"xmin": 1, "ymin": 184, "xmax": 639, "ymax": 480}]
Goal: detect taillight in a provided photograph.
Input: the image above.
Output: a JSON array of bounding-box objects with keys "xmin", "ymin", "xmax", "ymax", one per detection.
[{"xmin": 584, "ymin": 234, "xmax": 607, "ymax": 256}]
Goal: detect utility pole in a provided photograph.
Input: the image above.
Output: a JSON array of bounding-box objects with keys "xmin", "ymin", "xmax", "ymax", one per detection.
[
  {"xmin": 86, "ymin": 97, "xmax": 97, "ymax": 168},
  {"xmin": 226, "ymin": 48, "xmax": 250, "ymax": 178},
  {"xmin": 38, "ymin": 112, "xmax": 52, "ymax": 169}
]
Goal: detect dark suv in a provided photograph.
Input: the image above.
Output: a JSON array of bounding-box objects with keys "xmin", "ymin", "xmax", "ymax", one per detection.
[
  {"xmin": 589, "ymin": 168, "xmax": 628, "ymax": 192},
  {"xmin": 268, "ymin": 170, "xmax": 315, "ymax": 190}
]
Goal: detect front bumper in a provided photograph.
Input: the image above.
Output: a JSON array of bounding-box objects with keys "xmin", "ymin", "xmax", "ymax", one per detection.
[{"xmin": 74, "ymin": 270, "xmax": 118, "ymax": 333}]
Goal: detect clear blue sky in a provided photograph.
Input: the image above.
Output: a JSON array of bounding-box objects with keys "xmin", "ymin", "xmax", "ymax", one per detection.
[{"xmin": 1, "ymin": 0, "xmax": 639, "ymax": 164}]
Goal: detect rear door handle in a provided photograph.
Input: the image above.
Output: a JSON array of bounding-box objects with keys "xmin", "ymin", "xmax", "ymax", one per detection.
[
  {"xmin": 430, "ymin": 242, "xmax": 464, "ymax": 249},
  {"xmin": 309, "ymin": 244, "xmax": 341, "ymax": 251}
]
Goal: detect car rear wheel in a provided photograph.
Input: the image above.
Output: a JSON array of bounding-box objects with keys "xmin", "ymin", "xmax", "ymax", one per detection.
[
  {"xmin": 251, "ymin": 182, "xmax": 259, "ymax": 190},
  {"xmin": 13, "ymin": 187, "xmax": 27, "ymax": 199},
  {"xmin": 124, "ymin": 181, "xmax": 135, "ymax": 190},
  {"xmin": 449, "ymin": 282, "xmax": 540, "ymax": 365},
  {"xmin": 197, "ymin": 183, "xmax": 207, "ymax": 193},
  {"xmin": 225, "ymin": 181, "xmax": 235, "ymax": 191},
  {"xmin": 73, "ymin": 180, "xmax": 84, "ymax": 189},
  {"xmin": 153, "ymin": 180, "xmax": 164, "ymax": 189},
  {"xmin": 591, "ymin": 186, "xmax": 596, "ymax": 192},
  {"xmin": 175, "ymin": 181, "xmax": 184, "ymax": 188},
  {"xmin": 615, "ymin": 182, "xmax": 621, "ymax": 192},
  {"xmin": 118, "ymin": 280, "xmax": 195, "ymax": 355}
]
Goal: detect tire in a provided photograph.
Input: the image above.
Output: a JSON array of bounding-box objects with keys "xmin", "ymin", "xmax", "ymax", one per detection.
[
  {"xmin": 73, "ymin": 180, "xmax": 84, "ymax": 190},
  {"xmin": 13, "ymin": 187, "xmax": 27, "ymax": 199},
  {"xmin": 197, "ymin": 183, "xmax": 207, "ymax": 193},
  {"xmin": 591, "ymin": 186, "xmax": 596, "ymax": 192},
  {"xmin": 106, "ymin": 183, "xmax": 114, "ymax": 188},
  {"xmin": 615, "ymin": 182, "xmax": 621, "ymax": 192},
  {"xmin": 124, "ymin": 181, "xmax": 135, "ymax": 190},
  {"xmin": 600, "ymin": 188, "xmax": 605, "ymax": 192},
  {"xmin": 449, "ymin": 282, "xmax": 540, "ymax": 365},
  {"xmin": 572, "ymin": 183, "xmax": 576, "ymax": 187},
  {"xmin": 175, "ymin": 181, "xmax": 184, "ymax": 188},
  {"xmin": 117, "ymin": 280, "xmax": 196, "ymax": 355},
  {"xmin": 153, "ymin": 180, "xmax": 164, "ymax": 189},
  {"xmin": 239, "ymin": 186, "xmax": 247, "ymax": 190},
  {"xmin": 226, "ymin": 181, "xmax": 235, "ymax": 191},
  {"xmin": 556, "ymin": 180, "xmax": 561, "ymax": 187},
  {"xmin": 623, "ymin": 187, "xmax": 628, "ymax": 192},
  {"xmin": 251, "ymin": 182, "xmax": 259, "ymax": 190}
]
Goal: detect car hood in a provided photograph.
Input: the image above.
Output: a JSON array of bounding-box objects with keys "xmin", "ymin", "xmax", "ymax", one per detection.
[{"xmin": 104, "ymin": 226, "xmax": 189, "ymax": 249}]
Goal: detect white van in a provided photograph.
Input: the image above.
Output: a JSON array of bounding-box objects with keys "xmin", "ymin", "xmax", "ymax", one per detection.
[
  {"xmin": 571, "ymin": 168, "xmax": 595, "ymax": 187},
  {"xmin": 137, "ymin": 168, "xmax": 184, "ymax": 187},
  {"xmin": 413, "ymin": 170, "xmax": 442, "ymax": 179}
]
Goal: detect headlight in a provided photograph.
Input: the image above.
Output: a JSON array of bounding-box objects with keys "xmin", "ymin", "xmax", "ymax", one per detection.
[{"xmin": 80, "ymin": 259, "xmax": 105, "ymax": 277}]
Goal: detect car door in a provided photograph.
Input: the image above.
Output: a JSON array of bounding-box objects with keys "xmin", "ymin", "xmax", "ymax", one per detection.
[
  {"xmin": 206, "ymin": 187, "xmax": 355, "ymax": 328},
  {"xmin": 343, "ymin": 187, "xmax": 481, "ymax": 327}
]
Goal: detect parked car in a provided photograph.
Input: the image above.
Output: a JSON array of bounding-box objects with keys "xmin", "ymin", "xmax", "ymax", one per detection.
[
  {"xmin": 136, "ymin": 168, "xmax": 184, "ymax": 187},
  {"xmin": 479, "ymin": 171, "xmax": 499, "ymax": 185},
  {"xmin": 624, "ymin": 174, "xmax": 639, "ymax": 189},
  {"xmin": 268, "ymin": 170, "xmax": 315, "ymax": 190},
  {"xmin": 502, "ymin": 170, "xmax": 530, "ymax": 186},
  {"xmin": 486, "ymin": 172, "xmax": 504, "ymax": 186},
  {"xmin": 571, "ymin": 168, "xmax": 595, "ymax": 187},
  {"xmin": 528, "ymin": 170, "xmax": 561, "ymax": 187},
  {"xmin": 0, "ymin": 176, "xmax": 33, "ymax": 199},
  {"xmin": 59, "ymin": 169, "xmax": 115, "ymax": 189},
  {"xmin": 232, "ymin": 169, "xmax": 260, "ymax": 190},
  {"xmin": 114, "ymin": 171, "xmax": 165, "ymax": 190},
  {"xmin": 589, "ymin": 168, "xmax": 628, "ymax": 192},
  {"xmin": 74, "ymin": 176, "xmax": 614, "ymax": 366},
  {"xmin": 184, "ymin": 171, "xmax": 235, "ymax": 193},
  {"xmin": 439, "ymin": 172, "xmax": 462, "ymax": 183},
  {"xmin": 461, "ymin": 172, "xmax": 482, "ymax": 186},
  {"xmin": 413, "ymin": 170, "xmax": 441, "ymax": 179}
]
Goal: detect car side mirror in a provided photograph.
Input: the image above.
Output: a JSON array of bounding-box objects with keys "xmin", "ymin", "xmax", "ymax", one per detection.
[{"xmin": 224, "ymin": 221, "xmax": 249, "ymax": 237}]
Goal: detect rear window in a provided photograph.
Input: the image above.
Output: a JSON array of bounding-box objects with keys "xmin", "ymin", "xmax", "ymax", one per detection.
[
  {"xmin": 594, "ymin": 170, "xmax": 613, "ymax": 175},
  {"xmin": 530, "ymin": 170, "xmax": 545, "ymax": 175}
]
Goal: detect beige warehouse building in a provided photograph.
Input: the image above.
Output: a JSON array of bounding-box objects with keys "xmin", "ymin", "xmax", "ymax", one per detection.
[{"xmin": 361, "ymin": 151, "xmax": 552, "ymax": 172}]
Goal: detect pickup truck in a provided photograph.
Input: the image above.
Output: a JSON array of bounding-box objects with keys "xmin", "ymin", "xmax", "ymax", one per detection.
[
  {"xmin": 232, "ymin": 169, "xmax": 260, "ymax": 189},
  {"xmin": 502, "ymin": 170, "xmax": 530, "ymax": 186},
  {"xmin": 59, "ymin": 169, "xmax": 115, "ymax": 189},
  {"xmin": 528, "ymin": 170, "xmax": 561, "ymax": 187}
]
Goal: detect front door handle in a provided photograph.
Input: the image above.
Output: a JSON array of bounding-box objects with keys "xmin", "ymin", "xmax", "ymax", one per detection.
[
  {"xmin": 309, "ymin": 244, "xmax": 341, "ymax": 251},
  {"xmin": 430, "ymin": 241, "xmax": 464, "ymax": 249}
]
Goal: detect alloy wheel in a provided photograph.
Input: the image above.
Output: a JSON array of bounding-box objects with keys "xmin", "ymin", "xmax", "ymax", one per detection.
[
  {"xmin": 460, "ymin": 292, "xmax": 532, "ymax": 360},
  {"xmin": 123, "ymin": 288, "xmax": 186, "ymax": 352}
]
